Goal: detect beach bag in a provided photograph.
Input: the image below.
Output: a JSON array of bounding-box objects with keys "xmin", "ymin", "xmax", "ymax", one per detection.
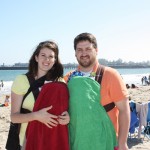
[
  {"xmin": 5, "ymin": 74, "xmax": 46, "ymax": 150},
  {"xmin": 5, "ymin": 123, "xmax": 20, "ymax": 150}
]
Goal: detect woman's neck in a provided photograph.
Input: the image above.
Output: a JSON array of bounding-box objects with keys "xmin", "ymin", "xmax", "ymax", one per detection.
[{"xmin": 36, "ymin": 71, "xmax": 47, "ymax": 79}]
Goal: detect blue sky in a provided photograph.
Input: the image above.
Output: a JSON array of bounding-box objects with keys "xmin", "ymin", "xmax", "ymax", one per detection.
[{"xmin": 0, "ymin": 0, "xmax": 150, "ymax": 65}]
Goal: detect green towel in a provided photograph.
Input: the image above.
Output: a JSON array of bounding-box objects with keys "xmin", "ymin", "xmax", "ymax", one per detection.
[{"xmin": 68, "ymin": 76, "xmax": 117, "ymax": 150}]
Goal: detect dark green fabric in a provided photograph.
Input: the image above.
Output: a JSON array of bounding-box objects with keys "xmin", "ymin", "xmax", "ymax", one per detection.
[{"xmin": 68, "ymin": 76, "xmax": 117, "ymax": 150}]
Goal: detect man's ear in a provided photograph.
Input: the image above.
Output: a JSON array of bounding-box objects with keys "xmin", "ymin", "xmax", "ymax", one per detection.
[
  {"xmin": 96, "ymin": 48, "xmax": 98, "ymax": 55},
  {"xmin": 75, "ymin": 51, "xmax": 77, "ymax": 57}
]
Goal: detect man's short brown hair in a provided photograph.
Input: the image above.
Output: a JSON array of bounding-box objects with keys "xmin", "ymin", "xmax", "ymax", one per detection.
[{"xmin": 74, "ymin": 33, "xmax": 97, "ymax": 50}]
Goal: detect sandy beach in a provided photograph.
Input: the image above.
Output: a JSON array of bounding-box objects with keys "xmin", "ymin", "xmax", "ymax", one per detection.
[{"xmin": 0, "ymin": 86, "xmax": 150, "ymax": 150}]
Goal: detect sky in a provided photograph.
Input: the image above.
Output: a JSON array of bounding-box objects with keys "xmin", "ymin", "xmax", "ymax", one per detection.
[{"xmin": 0, "ymin": 0, "xmax": 150, "ymax": 65}]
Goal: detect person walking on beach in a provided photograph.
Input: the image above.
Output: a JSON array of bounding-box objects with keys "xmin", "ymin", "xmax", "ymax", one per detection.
[
  {"xmin": 0, "ymin": 80, "xmax": 4, "ymax": 90},
  {"xmin": 141, "ymin": 77, "xmax": 144, "ymax": 85},
  {"xmin": 7, "ymin": 40, "xmax": 70, "ymax": 150},
  {"xmin": 144, "ymin": 76, "xmax": 149, "ymax": 85},
  {"xmin": 64, "ymin": 32, "xmax": 130, "ymax": 150},
  {"xmin": 1, "ymin": 80, "xmax": 4, "ymax": 88}
]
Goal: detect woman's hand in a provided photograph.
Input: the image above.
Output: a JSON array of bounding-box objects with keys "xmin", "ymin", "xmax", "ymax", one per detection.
[
  {"xmin": 35, "ymin": 106, "xmax": 58, "ymax": 128},
  {"xmin": 58, "ymin": 111, "xmax": 70, "ymax": 125}
]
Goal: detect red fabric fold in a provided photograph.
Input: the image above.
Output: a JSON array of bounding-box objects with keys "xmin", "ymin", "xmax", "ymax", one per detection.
[{"xmin": 26, "ymin": 82, "xmax": 69, "ymax": 150}]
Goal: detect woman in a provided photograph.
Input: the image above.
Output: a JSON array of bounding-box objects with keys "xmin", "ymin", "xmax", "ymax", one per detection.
[{"xmin": 10, "ymin": 41, "xmax": 70, "ymax": 150}]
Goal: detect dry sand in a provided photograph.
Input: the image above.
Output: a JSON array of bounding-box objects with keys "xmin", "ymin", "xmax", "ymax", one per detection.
[{"xmin": 0, "ymin": 86, "xmax": 150, "ymax": 150}]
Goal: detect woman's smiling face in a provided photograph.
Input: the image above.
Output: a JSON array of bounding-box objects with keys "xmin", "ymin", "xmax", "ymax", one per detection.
[{"xmin": 35, "ymin": 47, "xmax": 55, "ymax": 76}]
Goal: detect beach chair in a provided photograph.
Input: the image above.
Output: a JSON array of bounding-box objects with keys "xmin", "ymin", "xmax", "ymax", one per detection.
[
  {"xmin": 143, "ymin": 102, "xmax": 150, "ymax": 140},
  {"xmin": 143, "ymin": 121, "xmax": 150, "ymax": 140},
  {"xmin": 128, "ymin": 101, "xmax": 139, "ymax": 138}
]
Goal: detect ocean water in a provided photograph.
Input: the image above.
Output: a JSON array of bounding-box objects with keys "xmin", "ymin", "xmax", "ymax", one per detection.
[
  {"xmin": 0, "ymin": 68, "xmax": 150, "ymax": 96},
  {"xmin": 0, "ymin": 68, "xmax": 150, "ymax": 81}
]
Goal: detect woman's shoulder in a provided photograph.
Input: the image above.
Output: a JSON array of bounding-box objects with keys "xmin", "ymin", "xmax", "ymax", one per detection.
[
  {"xmin": 12, "ymin": 74, "xmax": 30, "ymax": 95},
  {"xmin": 15, "ymin": 74, "xmax": 28, "ymax": 80},
  {"xmin": 13, "ymin": 74, "xmax": 29, "ymax": 85}
]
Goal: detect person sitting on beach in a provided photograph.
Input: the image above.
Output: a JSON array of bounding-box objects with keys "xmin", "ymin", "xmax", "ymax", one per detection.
[
  {"xmin": 4, "ymin": 95, "xmax": 10, "ymax": 106},
  {"xmin": 0, "ymin": 95, "xmax": 10, "ymax": 107},
  {"xmin": 8, "ymin": 40, "xmax": 70, "ymax": 150},
  {"xmin": 126, "ymin": 84, "xmax": 130, "ymax": 89},
  {"xmin": 131, "ymin": 84, "xmax": 138, "ymax": 89}
]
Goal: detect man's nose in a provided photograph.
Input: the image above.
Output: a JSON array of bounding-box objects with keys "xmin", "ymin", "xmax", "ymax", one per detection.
[{"xmin": 81, "ymin": 50, "xmax": 87, "ymax": 56}]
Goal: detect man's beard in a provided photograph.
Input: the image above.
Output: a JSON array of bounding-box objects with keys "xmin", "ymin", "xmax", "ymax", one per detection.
[
  {"xmin": 79, "ymin": 61, "xmax": 91, "ymax": 68},
  {"xmin": 77, "ymin": 57, "xmax": 92, "ymax": 68}
]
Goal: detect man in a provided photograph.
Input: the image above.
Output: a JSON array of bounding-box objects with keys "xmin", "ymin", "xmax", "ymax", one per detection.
[{"xmin": 64, "ymin": 33, "xmax": 130, "ymax": 150}]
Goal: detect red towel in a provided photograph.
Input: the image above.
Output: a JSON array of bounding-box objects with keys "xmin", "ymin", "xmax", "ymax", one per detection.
[{"xmin": 26, "ymin": 82, "xmax": 69, "ymax": 150}]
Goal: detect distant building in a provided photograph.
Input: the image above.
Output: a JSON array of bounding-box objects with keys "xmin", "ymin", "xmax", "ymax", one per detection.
[
  {"xmin": 0, "ymin": 63, "xmax": 5, "ymax": 67},
  {"xmin": 13, "ymin": 63, "xmax": 28, "ymax": 67}
]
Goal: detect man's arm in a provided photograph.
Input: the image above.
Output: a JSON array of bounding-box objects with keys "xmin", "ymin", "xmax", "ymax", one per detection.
[{"xmin": 115, "ymin": 98, "xmax": 130, "ymax": 150}]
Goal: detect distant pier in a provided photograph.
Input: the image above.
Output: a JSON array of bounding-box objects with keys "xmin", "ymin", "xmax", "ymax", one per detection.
[
  {"xmin": 0, "ymin": 66, "xmax": 28, "ymax": 70},
  {"xmin": 0, "ymin": 66, "xmax": 77, "ymax": 70}
]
